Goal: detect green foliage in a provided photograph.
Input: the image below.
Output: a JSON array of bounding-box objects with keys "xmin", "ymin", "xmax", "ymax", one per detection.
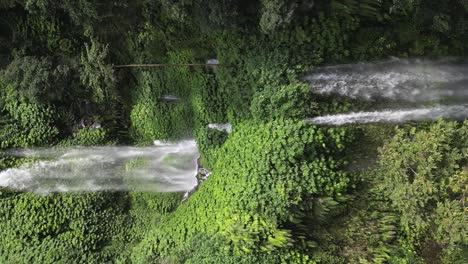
[
  {"xmin": 130, "ymin": 120, "xmax": 352, "ymax": 262},
  {"xmin": 153, "ymin": 0, "xmax": 249, "ymax": 33},
  {"xmin": 0, "ymin": 56, "xmax": 73, "ymax": 105},
  {"xmin": 307, "ymin": 186, "xmax": 405, "ymax": 264},
  {"xmin": 127, "ymin": 191, "xmax": 181, "ymax": 236},
  {"xmin": 295, "ymin": 13, "xmax": 359, "ymax": 64},
  {"xmin": 23, "ymin": 0, "xmax": 98, "ymax": 29},
  {"xmin": 168, "ymin": 234, "xmax": 316, "ymax": 264},
  {"xmin": 105, "ymin": 157, "xmax": 185, "ymax": 262},
  {"xmin": 0, "ymin": 191, "xmax": 131, "ymax": 263},
  {"xmin": 259, "ymin": 0, "xmax": 303, "ymax": 34},
  {"xmin": 389, "ymin": 0, "xmax": 467, "ymax": 56},
  {"xmin": 11, "ymin": 14, "xmax": 76, "ymax": 55},
  {"xmin": 190, "ymin": 0, "xmax": 248, "ymax": 33},
  {"xmin": 0, "ymin": 103, "xmax": 59, "ymax": 147},
  {"xmin": 80, "ymin": 39, "xmax": 116, "ymax": 104},
  {"xmin": 251, "ymin": 83, "xmax": 316, "ymax": 121},
  {"xmin": 376, "ymin": 121, "xmax": 468, "ymax": 262},
  {"xmin": 130, "ymin": 51, "xmax": 196, "ymax": 141},
  {"xmin": 0, "ymin": 0, "xmax": 16, "ymax": 9},
  {"xmin": 191, "ymin": 73, "xmax": 227, "ymax": 125},
  {"xmin": 213, "ymin": 32, "xmax": 310, "ymax": 122},
  {"xmin": 0, "ymin": 1, "xmax": 467, "ymax": 263},
  {"xmin": 330, "ymin": 0, "xmax": 388, "ymax": 21},
  {"xmin": 195, "ymin": 127, "xmax": 229, "ymax": 169},
  {"xmin": 349, "ymin": 27, "xmax": 397, "ymax": 60},
  {"xmin": 130, "ymin": 97, "xmax": 193, "ymax": 141},
  {"xmin": 60, "ymin": 127, "xmax": 109, "ymax": 146}
]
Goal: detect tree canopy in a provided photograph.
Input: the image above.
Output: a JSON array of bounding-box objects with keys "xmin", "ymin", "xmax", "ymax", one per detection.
[{"xmin": 0, "ymin": 0, "xmax": 466, "ymax": 263}]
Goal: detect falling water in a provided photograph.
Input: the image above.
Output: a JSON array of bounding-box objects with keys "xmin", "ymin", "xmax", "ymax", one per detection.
[
  {"xmin": 0, "ymin": 140, "xmax": 199, "ymax": 194},
  {"xmin": 306, "ymin": 58, "xmax": 468, "ymax": 102},
  {"xmin": 208, "ymin": 123, "xmax": 232, "ymax": 133},
  {"xmin": 304, "ymin": 104, "xmax": 468, "ymax": 126}
]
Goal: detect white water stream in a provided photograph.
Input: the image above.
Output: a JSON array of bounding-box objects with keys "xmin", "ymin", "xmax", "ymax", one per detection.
[
  {"xmin": 0, "ymin": 140, "xmax": 198, "ymax": 194},
  {"xmin": 304, "ymin": 104, "xmax": 468, "ymax": 126},
  {"xmin": 306, "ymin": 58, "xmax": 468, "ymax": 102}
]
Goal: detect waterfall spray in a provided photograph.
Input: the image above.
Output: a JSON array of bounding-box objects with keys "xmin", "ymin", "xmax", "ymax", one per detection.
[
  {"xmin": 0, "ymin": 140, "xmax": 199, "ymax": 194},
  {"xmin": 208, "ymin": 123, "xmax": 232, "ymax": 133},
  {"xmin": 306, "ymin": 58, "xmax": 468, "ymax": 102},
  {"xmin": 304, "ymin": 104, "xmax": 468, "ymax": 126}
]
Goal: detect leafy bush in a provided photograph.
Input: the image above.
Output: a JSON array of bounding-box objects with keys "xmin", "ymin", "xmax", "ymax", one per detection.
[
  {"xmin": 80, "ymin": 39, "xmax": 117, "ymax": 104},
  {"xmin": 130, "ymin": 51, "xmax": 196, "ymax": 141},
  {"xmin": 0, "ymin": 103, "xmax": 59, "ymax": 147},
  {"xmin": 0, "ymin": 191, "xmax": 131, "ymax": 263},
  {"xmin": 259, "ymin": 0, "xmax": 302, "ymax": 34},
  {"xmin": 376, "ymin": 121, "xmax": 468, "ymax": 262},
  {"xmin": 130, "ymin": 119, "xmax": 353, "ymax": 262},
  {"xmin": 60, "ymin": 127, "xmax": 109, "ymax": 146},
  {"xmin": 130, "ymin": 99, "xmax": 193, "ymax": 141},
  {"xmin": 251, "ymin": 83, "xmax": 316, "ymax": 121},
  {"xmin": 191, "ymin": 72, "xmax": 228, "ymax": 126},
  {"xmin": 0, "ymin": 56, "xmax": 72, "ymax": 105},
  {"xmin": 168, "ymin": 233, "xmax": 315, "ymax": 264},
  {"xmin": 1, "ymin": 1, "xmax": 467, "ymax": 263},
  {"xmin": 195, "ymin": 126, "xmax": 229, "ymax": 169},
  {"xmin": 11, "ymin": 14, "xmax": 76, "ymax": 55}
]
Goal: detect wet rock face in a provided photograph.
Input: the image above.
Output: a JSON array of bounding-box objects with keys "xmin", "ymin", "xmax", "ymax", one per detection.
[
  {"xmin": 198, "ymin": 168, "xmax": 211, "ymax": 181},
  {"xmin": 182, "ymin": 157, "xmax": 212, "ymax": 202}
]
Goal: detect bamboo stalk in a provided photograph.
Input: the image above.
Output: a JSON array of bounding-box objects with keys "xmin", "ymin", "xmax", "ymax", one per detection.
[{"xmin": 114, "ymin": 63, "xmax": 228, "ymax": 68}]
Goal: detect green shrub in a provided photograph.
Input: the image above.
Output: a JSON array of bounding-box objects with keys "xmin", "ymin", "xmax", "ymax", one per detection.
[
  {"xmin": 130, "ymin": 119, "xmax": 353, "ymax": 262},
  {"xmin": 376, "ymin": 120, "xmax": 468, "ymax": 262},
  {"xmin": 0, "ymin": 103, "xmax": 59, "ymax": 147},
  {"xmin": 80, "ymin": 39, "xmax": 117, "ymax": 105},
  {"xmin": 195, "ymin": 126, "xmax": 229, "ymax": 169},
  {"xmin": 60, "ymin": 127, "xmax": 109, "ymax": 146},
  {"xmin": 169, "ymin": 233, "xmax": 316, "ymax": 264},
  {"xmin": 0, "ymin": 56, "xmax": 73, "ymax": 105},
  {"xmin": 259, "ymin": 0, "xmax": 301, "ymax": 34},
  {"xmin": 250, "ymin": 83, "xmax": 316, "ymax": 121},
  {"xmin": 130, "ymin": 51, "xmax": 196, "ymax": 141},
  {"xmin": 191, "ymin": 73, "xmax": 228, "ymax": 126},
  {"xmin": 130, "ymin": 99, "xmax": 193, "ymax": 141},
  {"xmin": 0, "ymin": 191, "xmax": 131, "ymax": 263},
  {"xmin": 12, "ymin": 14, "xmax": 75, "ymax": 55}
]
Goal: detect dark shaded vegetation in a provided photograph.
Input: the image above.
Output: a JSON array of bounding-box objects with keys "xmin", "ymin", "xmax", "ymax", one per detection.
[{"xmin": 0, "ymin": 0, "xmax": 466, "ymax": 263}]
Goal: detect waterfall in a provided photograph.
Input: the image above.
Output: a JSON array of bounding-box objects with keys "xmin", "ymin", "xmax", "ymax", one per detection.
[
  {"xmin": 304, "ymin": 58, "xmax": 467, "ymax": 125},
  {"xmin": 304, "ymin": 104, "xmax": 468, "ymax": 126},
  {"xmin": 306, "ymin": 58, "xmax": 468, "ymax": 102},
  {"xmin": 208, "ymin": 123, "xmax": 232, "ymax": 133},
  {"xmin": 0, "ymin": 140, "xmax": 199, "ymax": 194}
]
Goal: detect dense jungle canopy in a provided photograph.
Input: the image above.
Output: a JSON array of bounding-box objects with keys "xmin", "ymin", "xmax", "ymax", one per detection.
[{"xmin": 0, "ymin": 0, "xmax": 467, "ymax": 263}]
